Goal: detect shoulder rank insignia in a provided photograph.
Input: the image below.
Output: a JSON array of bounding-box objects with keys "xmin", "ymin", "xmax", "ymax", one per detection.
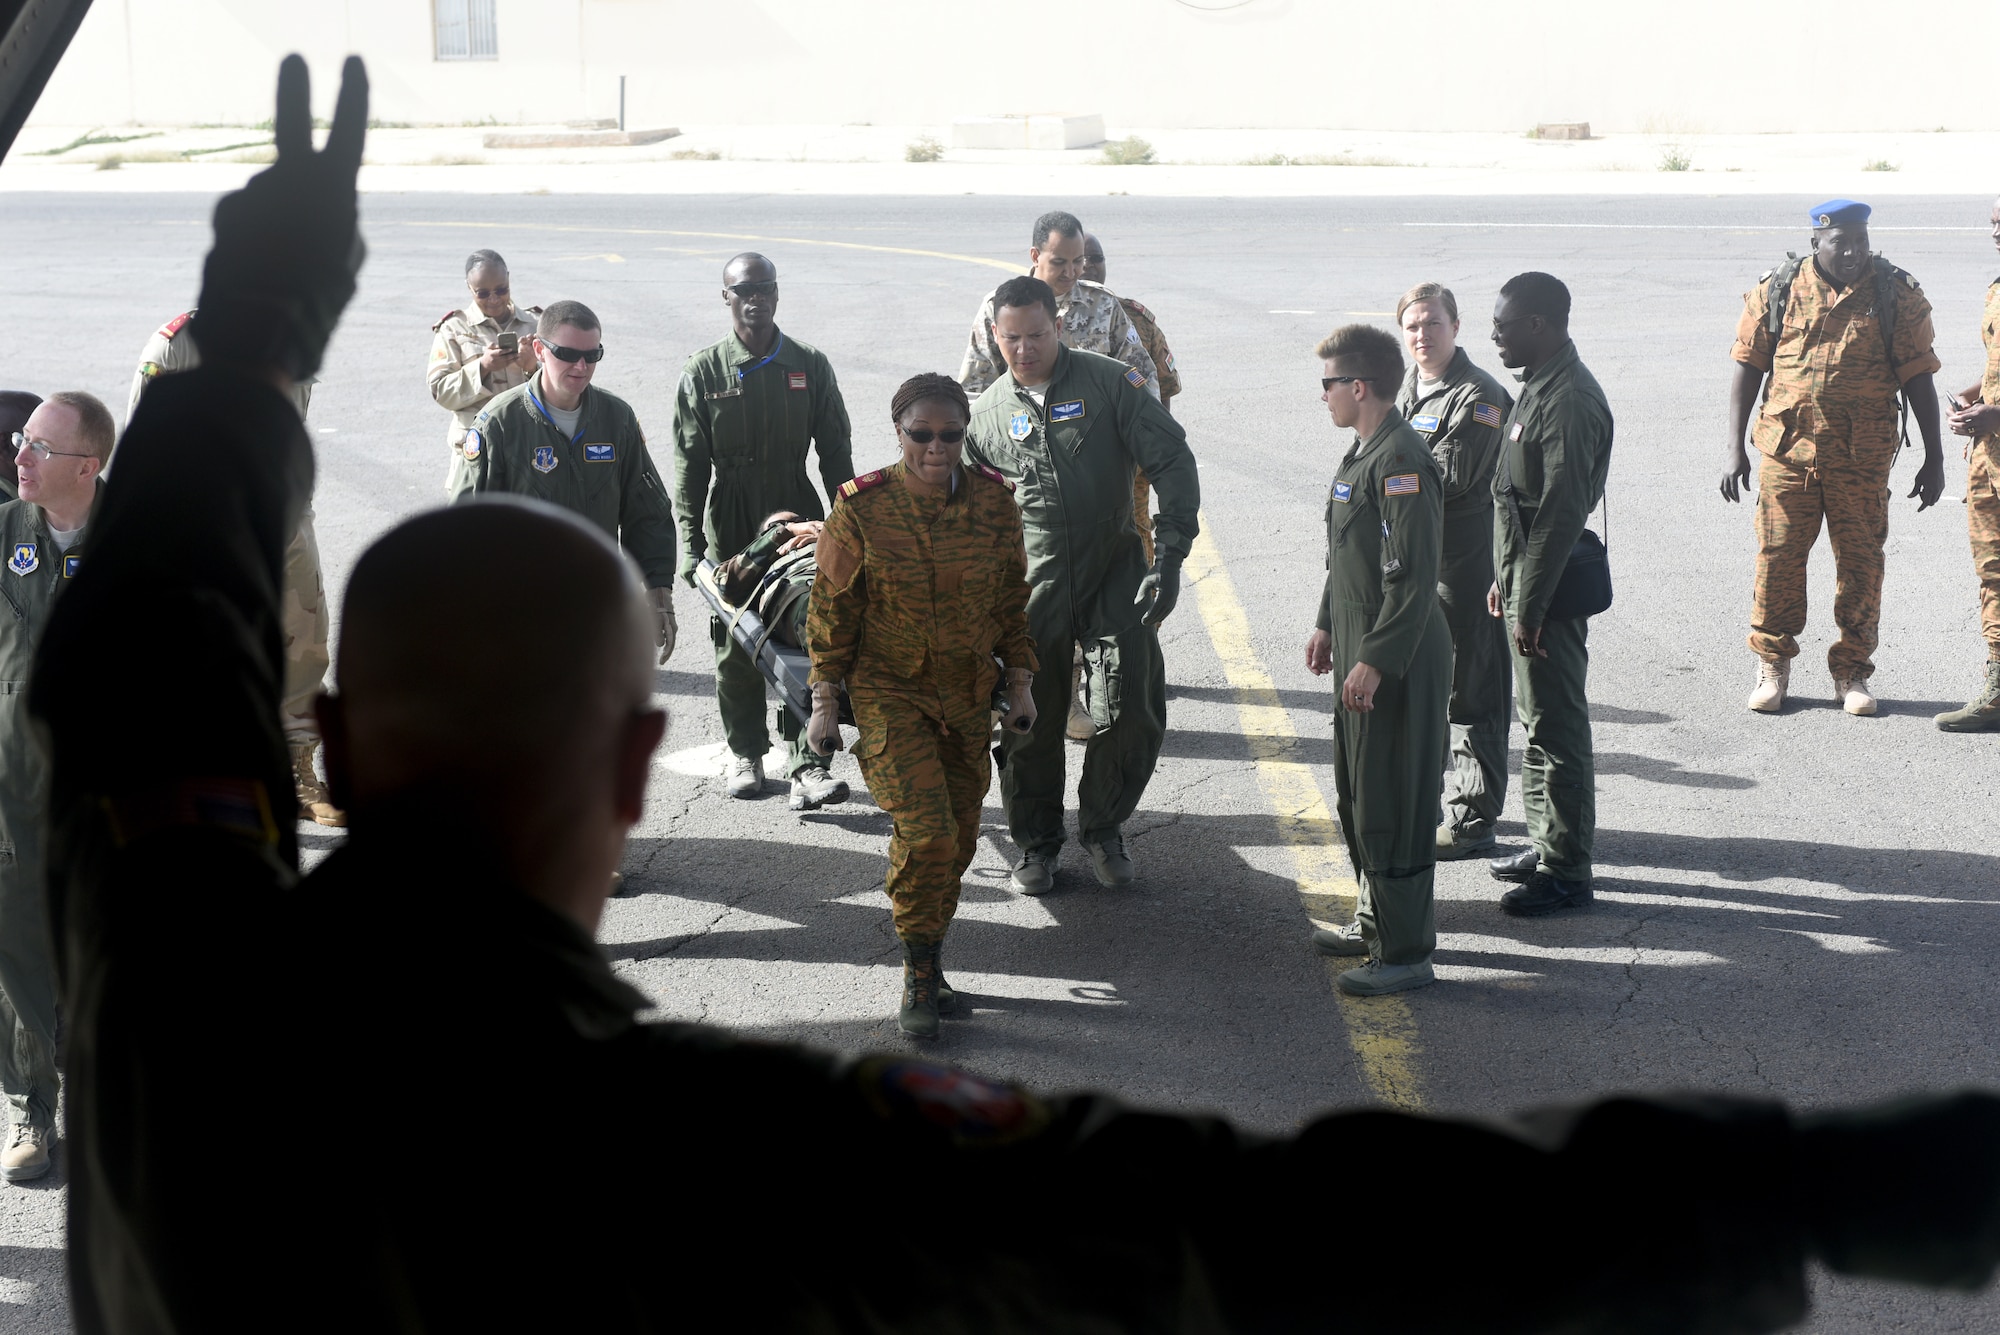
[
  {"xmin": 972, "ymin": 462, "xmax": 1015, "ymax": 492},
  {"xmin": 1472, "ymin": 402, "xmax": 1503, "ymax": 428},
  {"xmin": 1903, "ymin": 271, "xmax": 1921, "ymax": 290},
  {"xmin": 157, "ymin": 311, "xmax": 193, "ymax": 341},
  {"xmin": 837, "ymin": 469, "xmax": 888, "ymax": 500},
  {"xmin": 1384, "ymin": 473, "xmax": 1420, "ymax": 497},
  {"xmin": 1124, "ymin": 366, "xmax": 1147, "ymax": 388},
  {"xmin": 532, "ymin": 445, "xmax": 558, "ymax": 474},
  {"xmin": 8, "ymin": 542, "xmax": 37, "ymax": 576},
  {"xmin": 1008, "ymin": 412, "xmax": 1034, "ymax": 442},
  {"xmin": 431, "ymin": 309, "xmax": 461, "ymax": 333}
]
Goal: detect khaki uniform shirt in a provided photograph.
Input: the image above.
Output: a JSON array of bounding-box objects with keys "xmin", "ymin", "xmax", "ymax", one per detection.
[
  {"xmin": 428, "ymin": 304, "xmax": 542, "ymax": 453},
  {"xmin": 1731, "ymin": 258, "xmax": 1939, "ymax": 469},
  {"xmin": 958, "ymin": 279, "xmax": 1160, "ymax": 401},
  {"xmin": 1118, "ymin": 296, "xmax": 1181, "ymax": 404},
  {"xmin": 1979, "ymin": 279, "xmax": 2000, "ymax": 464},
  {"xmin": 1493, "ymin": 341, "xmax": 1615, "ymax": 629},
  {"xmin": 130, "ymin": 311, "xmax": 313, "ymax": 428}
]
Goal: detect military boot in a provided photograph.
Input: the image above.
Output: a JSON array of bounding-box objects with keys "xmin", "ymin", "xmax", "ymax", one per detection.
[
  {"xmin": 1935, "ymin": 661, "xmax": 2000, "ymax": 733},
  {"xmin": 1747, "ymin": 658, "xmax": 1789, "ymax": 713},
  {"xmin": 1311, "ymin": 920, "xmax": 1368, "ymax": 957},
  {"xmin": 898, "ymin": 939, "xmax": 941, "ymax": 1039},
  {"xmin": 935, "ymin": 942, "xmax": 957, "ymax": 1014},
  {"xmin": 1066, "ymin": 650, "xmax": 1094, "ymax": 741},
  {"xmin": 0, "ymin": 1122, "xmax": 50, "ymax": 1182},
  {"xmin": 1335, "ymin": 956, "xmax": 1436, "ymax": 997},
  {"xmin": 289, "ymin": 738, "xmax": 345, "ymax": 827},
  {"xmin": 788, "ymin": 764, "xmax": 849, "ymax": 811}
]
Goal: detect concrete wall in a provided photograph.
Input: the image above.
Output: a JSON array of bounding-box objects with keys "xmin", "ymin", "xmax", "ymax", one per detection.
[{"xmin": 28, "ymin": 0, "xmax": 2000, "ymax": 133}]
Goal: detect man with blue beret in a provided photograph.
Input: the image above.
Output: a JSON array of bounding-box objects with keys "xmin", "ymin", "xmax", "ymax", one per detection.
[{"xmin": 1720, "ymin": 199, "xmax": 1946, "ymax": 716}]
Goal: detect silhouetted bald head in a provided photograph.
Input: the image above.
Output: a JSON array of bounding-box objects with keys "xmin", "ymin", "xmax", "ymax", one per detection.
[{"xmin": 334, "ymin": 499, "xmax": 653, "ymax": 792}]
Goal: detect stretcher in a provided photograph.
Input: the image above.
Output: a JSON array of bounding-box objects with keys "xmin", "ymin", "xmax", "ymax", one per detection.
[{"xmin": 691, "ymin": 557, "xmax": 853, "ymax": 729}]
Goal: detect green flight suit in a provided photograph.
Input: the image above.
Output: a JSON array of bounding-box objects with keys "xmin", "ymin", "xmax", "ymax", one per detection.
[
  {"xmin": 1318, "ymin": 413, "xmax": 1451, "ymax": 966},
  {"xmin": 673, "ymin": 331, "xmax": 852, "ymax": 776},
  {"xmin": 1397, "ymin": 348, "xmax": 1514, "ymax": 841},
  {"xmin": 0, "ymin": 493, "xmax": 93, "ymax": 1130},
  {"xmin": 1493, "ymin": 341, "xmax": 1615, "ymax": 884},
  {"xmin": 458, "ymin": 371, "xmax": 677, "ymax": 588},
  {"xmin": 965, "ymin": 345, "xmax": 1200, "ymax": 856}
]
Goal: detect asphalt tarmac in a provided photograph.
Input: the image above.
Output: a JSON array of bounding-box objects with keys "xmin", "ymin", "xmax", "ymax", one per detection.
[{"xmin": 1, "ymin": 191, "xmax": 1997, "ymax": 1331}]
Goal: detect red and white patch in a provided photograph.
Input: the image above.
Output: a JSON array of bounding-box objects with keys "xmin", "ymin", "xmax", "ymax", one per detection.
[
  {"xmin": 1510, "ymin": 422, "xmax": 1525, "ymax": 441},
  {"xmin": 788, "ymin": 371, "xmax": 808, "ymax": 391}
]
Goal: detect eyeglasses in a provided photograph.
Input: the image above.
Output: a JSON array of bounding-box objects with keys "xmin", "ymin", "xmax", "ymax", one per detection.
[
  {"xmin": 1491, "ymin": 314, "xmax": 1534, "ymax": 332},
  {"xmin": 471, "ymin": 283, "xmax": 510, "ymax": 300},
  {"xmin": 541, "ymin": 341, "xmax": 605, "ymax": 364},
  {"xmin": 11, "ymin": 432, "xmax": 93, "ymax": 461},
  {"xmin": 726, "ymin": 281, "xmax": 778, "ymax": 298},
  {"xmin": 898, "ymin": 425, "xmax": 965, "ymax": 445},
  {"xmin": 1321, "ymin": 376, "xmax": 1374, "ymax": 390}
]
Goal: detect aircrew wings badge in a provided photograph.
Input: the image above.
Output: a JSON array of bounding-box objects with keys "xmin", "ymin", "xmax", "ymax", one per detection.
[
  {"xmin": 8, "ymin": 543, "xmax": 37, "ymax": 576},
  {"xmin": 1008, "ymin": 412, "xmax": 1034, "ymax": 442},
  {"xmin": 1384, "ymin": 473, "xmax": 1421, "ymax": 497},
  {"xmin": 1472, "ymin": 402, "xmax": 1503, "ymax": 428}
]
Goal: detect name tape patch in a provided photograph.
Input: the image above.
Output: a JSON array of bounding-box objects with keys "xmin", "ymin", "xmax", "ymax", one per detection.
[
  {"xmin": 1473, "ymin": 402, "xmax": 1503, "ymax": 428},
  {"xmin": 1410, "ymin": 413, "xmax": 1441, "ymax": 433},
  {"xmin": 1384, "ymin": 473, "xmax": 1421, "ymax": 496},
  {"xmin": 583, "ymin": 443, "xmax": 615, "ymax": 463},
  {"xmin": 788, "ymin": 371, "xmax": 808, "ymax": 391},
  {"xmin": 1332, "ymin": 481, "xmax": 1354, "ymax": 504},
  {"xmin": 1050, "ymin": 399, "xmax": 1085, "ymax": 422}
]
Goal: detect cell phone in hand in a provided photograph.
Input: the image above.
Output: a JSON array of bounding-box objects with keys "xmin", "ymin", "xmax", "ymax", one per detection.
[{"xmin": 497, "ymin": 332, "xmax": 519, "ymax": 354}]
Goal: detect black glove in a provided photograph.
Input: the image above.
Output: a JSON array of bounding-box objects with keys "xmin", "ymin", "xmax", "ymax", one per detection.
[
  {"xmin": 193, "ymin": 55, "xmax": 368, "ymax": 384},
  {"xmin": 1135, "ymin": 551, "xmax": 1184, "ymax": 627}
]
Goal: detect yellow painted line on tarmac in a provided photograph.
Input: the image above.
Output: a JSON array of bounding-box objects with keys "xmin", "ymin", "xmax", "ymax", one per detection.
[
  {"xmin": 1183, "ymin": 526, "xmax": 1427, "ymax": 1111},
  {"xmin": 392, "ymin": 220, "xmax": 1021, "ymax": 274}
]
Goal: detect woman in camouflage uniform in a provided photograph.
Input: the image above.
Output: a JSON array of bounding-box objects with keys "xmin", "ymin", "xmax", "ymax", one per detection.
[{"xmin": 805, "ymin": 374, "xmax": 1039, "ymax": 1038}]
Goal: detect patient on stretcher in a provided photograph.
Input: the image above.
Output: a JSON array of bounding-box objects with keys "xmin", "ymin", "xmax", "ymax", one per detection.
[{"xmin": 715, "ymin": 510, "xmax": 821, "ymax": 648}]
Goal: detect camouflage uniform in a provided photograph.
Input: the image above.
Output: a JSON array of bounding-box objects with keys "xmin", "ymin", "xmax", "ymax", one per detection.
[
  {"xmin": 958, "ymin": 279, "xmax": 1160, "ymax": 402},
  {"xmin": 1119, "ymin": 295, "xmax": 1181, "ymax": 564},
  {"xmin": 806, "ymin": 461, "xmax": 1035, "ymax": 944},
  {"xmin": 1731, "ymin": 258, "xmax": 1941, "ymax": 678},
  {"xmin": 1970, "ymin": 279, "xmax": 2000, "ymax": 660},
  {"xmin": 129, "ymin": 314, "xmax": 334, "ymax": 816},
  {"xmin": 427, "ymin": 303, "xmax": 541, "ymax": 500}
]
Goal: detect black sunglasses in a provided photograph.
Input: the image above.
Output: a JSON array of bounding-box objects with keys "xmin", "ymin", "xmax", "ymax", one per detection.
[
  {"xmin": 1321, "ymin": 376, "xmax": 1374, "ymax": 390},
  {"xmin": 471, "ymin": 284, "xmax": 510, "ymax": 299},
  {"xmin": 542, "ymin": 341, "xmax": 605, "ymax": 364},
  {"xmin": 727, "ymin": 281, "xmax": 778, "ymax": 298},
  {"xmin": 899, "ymin": 425, "xmax": 965, "ymax": 445}
]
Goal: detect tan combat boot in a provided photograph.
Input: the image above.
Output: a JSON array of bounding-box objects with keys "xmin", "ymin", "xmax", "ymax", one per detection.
[
  {"xmin": 1935, "ymin": 661, "xmax": 2000, "ymax": 733},
  {"xmin": 1833, "ymin": 674, "xmax": 1878, "ymax": 717},
  {"xmin": 290, "ymin": 738, "xmax": 346, "ymax": 827},
  {"xmin": 1066, "ymin": 648, "xmax": 1094, "ymax": 741},
  {"xmin": 1747, "ymin": 658, "xmax": 1790, "ymax": 713},
  {"xmin": 1, "ymin": 1122, "xmax": 50, "ymax": 1182}
]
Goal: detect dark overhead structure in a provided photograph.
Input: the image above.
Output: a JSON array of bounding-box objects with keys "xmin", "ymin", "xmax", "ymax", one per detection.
[{"xmin": 0, "ymin": 0, "xmax": 94, "ymax": 162}]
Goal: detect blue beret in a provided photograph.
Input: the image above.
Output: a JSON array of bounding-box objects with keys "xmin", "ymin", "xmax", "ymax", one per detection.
[{"xmin": 1810, "ymin": 199, "xmax": 1871, "ymax": 228}]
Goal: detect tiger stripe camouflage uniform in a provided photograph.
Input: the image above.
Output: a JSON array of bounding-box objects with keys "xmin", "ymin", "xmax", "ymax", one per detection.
[
  {"xmin": 958, "ymin": 279, "xmax": 1160, "ymax": 402},
  {"xmin": 427, "ymin": 303, "xmax": 541, "ymax": 499},
  {"xmin": 1731, "ymin": 258, "xmax": 1940, "ymax": 679},
  {"xmin": 128, "ymin": 312, "xmax": 340, "ymax": 823},
  {"xmin": 806, "ymin": 460, "xmax": 1036, "ymax": 945},
  {"xmin": 1970, "ymin": 279, "xmax": 2000, "ymax": 661},
  {"xmin": 1119, "ymin": 294, "xmax": 1181, "ymax": 564}
]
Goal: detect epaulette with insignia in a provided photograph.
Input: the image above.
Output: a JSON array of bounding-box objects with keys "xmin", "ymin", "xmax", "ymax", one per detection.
[
  {"xmin": 971, "ymin": 462, "xmax": 1015, "ymax": 492},
  {"xmin": 157, "ymin": 311, "xmax": 193, "ymax": 341},
  {"xmin": 837, "ymin": 469, "xmax": 889, "ymax": 501},
  {"xmin": 431, "ymin": 309, "xmax": 462, "ymax": 333}
]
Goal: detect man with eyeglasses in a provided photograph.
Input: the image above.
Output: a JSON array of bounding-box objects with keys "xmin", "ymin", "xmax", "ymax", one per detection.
[
  {"xmin": 128, "ymin": 310, "xmax": 343, "ymax": 827},
  {"xmin": 461, "ymin": 298, "xmax": 679, "ymax": 669},
  {"xmin": 0, "ymin": 390, "xmax": 115, "ymax": 1184},
  {"xmin": 964, "ymin": 276, "xmax": 1198, "ymax": 895},
  {"xmin": 673, "ymin": 252, "xmax": 854, "ymax": 806},
  {"xmin": 429, "ymin": 248, "xmax": 541, "ymax": 501}
]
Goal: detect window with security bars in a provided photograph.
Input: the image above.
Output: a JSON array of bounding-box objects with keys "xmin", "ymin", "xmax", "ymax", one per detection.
[{"xmin": 435, "ymin": 0, "xmax": 498, "ymax": 60}]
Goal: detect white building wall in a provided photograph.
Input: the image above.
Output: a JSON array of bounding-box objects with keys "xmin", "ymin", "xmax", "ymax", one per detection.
[{"xmin": 27, "ymin": 0, "xmax": 2000, "ymax": 133}]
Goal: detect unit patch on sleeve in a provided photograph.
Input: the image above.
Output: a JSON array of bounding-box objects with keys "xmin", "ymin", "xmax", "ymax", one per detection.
[
  {"xmin": 583, "ymin": 443, "xmax": 616, "ymax": 463},
  {"xmin": 1473, "ymin": 402, "xmax": 1503, "ymax": 428},
  {"xmin": 1384, "ymin": 473, "xmax": 1421, "ymax": 497},
  {"xmin": 1410, "ymin": 414, "xmax": 1441, "ymax": 433},
  {"xmin": 1049, "ymin": 400, "xmax": 1085, "ymax": 422},
  {"xmin": 788, "ymin": 371, "xmax": 808, "ymax": 391},
  {"xmin": 1123, "ymin": 366, "xmax": 1147, "ymax": 388}
]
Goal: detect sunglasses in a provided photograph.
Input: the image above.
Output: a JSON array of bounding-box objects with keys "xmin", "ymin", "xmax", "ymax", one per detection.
[
  {"xmin": 11, "ymin": 431, "xmax": 93, "ymax": 461},
  {"xmin": 1321, "ymin": 376, "xmax": 1373, "ymax": 390},
  {"xmin": 898, "ymin": 425, "xmax": 965, "ymax": 445},
  {"xmin": 542, "ymin": 341, "xmax": 605, "ymax": 364},
  {"xmin": 471, "ymin": 284, "xmax": 510, "ymax": 300},
  {"xmin": 727, "ymin": 281, "xmax": 778, "ymax": 298}
]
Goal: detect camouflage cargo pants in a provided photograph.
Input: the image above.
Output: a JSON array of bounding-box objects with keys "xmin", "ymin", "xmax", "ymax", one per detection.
[
  {"xmin": 1970, "ymin": 442, "xmax": 2000, "ymax": 659},
  {"xmin": 1749, "ymin": 453, "xmax": 1891, "ymax": 679},
  {"xmin": 851, "ymin": 693, "xmax": 993, "ymax": 946},
  {"xmin": 282, "ymin": 509, "xmax": 331, "ymax": 742}
]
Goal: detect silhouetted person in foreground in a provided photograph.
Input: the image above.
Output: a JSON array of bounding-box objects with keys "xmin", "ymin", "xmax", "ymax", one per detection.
[{"xmin": 28, "ymin": 56, "xmax": 2000, "ymax": 1335}]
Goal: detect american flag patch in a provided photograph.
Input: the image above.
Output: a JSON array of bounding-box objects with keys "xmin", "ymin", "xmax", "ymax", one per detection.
[
  {"xmin": 1384, "ymin": 473, "xmax": 1420, "ymax": 496},
  {"xmin": 1124, "ymin": 366, "xmax": 1147, "ymax": 388},
  {"xmin": 1473, "ymin": 402, "xmax": 1502, "ymax": 428}
]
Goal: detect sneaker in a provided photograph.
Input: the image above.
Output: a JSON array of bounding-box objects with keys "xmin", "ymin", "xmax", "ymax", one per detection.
[
  {"xmin": 787, "ymin": 765, "xmax": 849, "ymax": 811},
  {"xmin": 1500, "ymin": 870, "xmax": 1593, "ymax": 917},
  {"xmin": 725, "ymin": 754, "xmax": 765, "ymax": 799},
  {"xmin": 289, "ymin": 739, "xmax": 346, "ymax": 827},
  {"xmin": 1, "ymin": 1123, "xmax": 50, "ymax": 1182},
  {"xmin": 1335, "ymin": 957, "xmax": 1436, "ymax": 997},
  {"xmin": 1833, "ymin": 675, "xmax": 1878, "ymax": 716},
  {"xmin": 1087, "ymin": 835, "xmax": 1134, "ymax": 887},
  {"xmin": 1436, "ymin": 823, "xmax": 1498, "ymax": 860},
  {"xmin": 1011, "ymin": 850, "xmax": 1056, "ymax": 896},
  {"xmin": 1936, "ymin": 662, "xmax": 2000, "ymax": 732},
  {"xmin": 1311, "ymin": 921, "xmax": 1369, "ymax": 957},
  {"xmin": 1747, "ymin": 658, "xmax": 1790, "ymax": 713}
]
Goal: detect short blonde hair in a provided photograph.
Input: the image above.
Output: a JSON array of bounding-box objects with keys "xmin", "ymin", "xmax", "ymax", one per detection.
[{"xmin": 1395, "ymin": 282, "xmax": 1459, "ymax": 327}]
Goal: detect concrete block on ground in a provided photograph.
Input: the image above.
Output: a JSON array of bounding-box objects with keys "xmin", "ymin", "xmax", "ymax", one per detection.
[
  {"xmin": 951, "ymin": 114, "xmax": 1106, "ymax": 150},
  {"xmin": 484, "ymin": 127, "xmax": 680, "ymax": 149},
  {"xmin": 1535, "ymin": 122, "xmax": 1591, "ymax": 141}
]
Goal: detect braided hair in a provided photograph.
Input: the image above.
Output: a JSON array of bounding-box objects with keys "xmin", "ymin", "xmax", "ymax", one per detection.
[{"xmin": 890, "ymin": 372, "xmax": 969, "ymax": 426}]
